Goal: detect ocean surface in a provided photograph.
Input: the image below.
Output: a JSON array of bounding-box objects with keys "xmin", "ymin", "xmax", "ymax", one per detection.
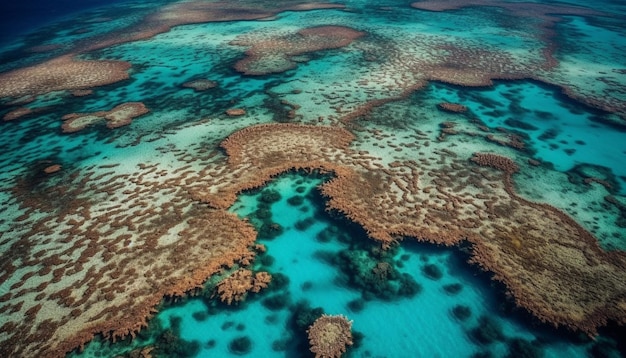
[{"xmin": 0, "ymin": 0, "xmax": 625, "ymax": 357}]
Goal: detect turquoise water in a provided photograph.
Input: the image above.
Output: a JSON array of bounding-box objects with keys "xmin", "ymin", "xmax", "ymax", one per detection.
[{"xmin": 0, "ymin": 0, "xmax": 625, "ymax": 357}]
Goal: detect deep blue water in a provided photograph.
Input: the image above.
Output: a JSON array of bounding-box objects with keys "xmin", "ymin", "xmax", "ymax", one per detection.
[{"xmin": 0, "ymin": 0, "xmax": 128, "ymax": 44}]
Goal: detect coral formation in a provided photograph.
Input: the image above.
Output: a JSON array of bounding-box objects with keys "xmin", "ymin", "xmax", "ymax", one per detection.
[
  {"xmin": 2, "ymin": 107, "xmax": 33, "ymax": 121},
  {"xmin": 43, "ymin": 164, "xmax": 62, "ymax": 174},
  {"xmin": 307, "ymin": 314, "xmax": 353, "ymax": 358},
  {"xmin": 71, "ymin": 1, "xmax": 346, "ymax": 54},
  {"xmin": 61, "ymin": 102, "xmax": 149, "ymax": 133},
  {"xmin": 104, "ymin": 102, "xmax": 151, "ymax": 129},
  {"xmin": 187, "ymin": 123, "xmax": 626, "ymax": 336},
  {"xmin": 232, "ymin": 26, "xmax": 364, "ymax": 75},
  {"xmin": 2, "ymin": 119, "xmax": 624, "ymax": 355},
  {"xmin": 181, "ymin": 79, "xmax": 217, "ymax": 91},
  {"xmin": 470, "ymin": 152, "xmax": 520, "ymax": 173},
  {"xmin": 409, "ymin": 0, "xmax": 625, "ymax": 119},
  {"xmin": 215, "ymin": 269, "xmax": 272, "ymax": 305},
  {"xmin": 437, "ymin": 102, "xmax": 468, "ymax": 113}
]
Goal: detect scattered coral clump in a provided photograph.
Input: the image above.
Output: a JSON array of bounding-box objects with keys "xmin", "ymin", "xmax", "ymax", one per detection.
[
  {"xmin": 307, "ymin": 314, "xmax": 353, "ymax": 358},
  {"xmin": 61, "ymin": 102, "xmax": 150, "ymax": 132},
  {"xmin": 225, "ymin": 108, "xmax": 246, "ymax": 117},
  {"xmin": 437, "ymin": 102, "xmax": 467, "ymax": 113},
  {"xmin": 2, "ymin": 107, "xmax": 33, "ymax": 121},
  {"xmin": 215, "ymin": 269, "xmax": 272, "ymax": 305},
  {"xmin": 470, "ymin": 152, "xmax": 520, "ymax": 173},
  {"xmin": 232, "ymin": 26, "xmax": 364, "ymax": 75}
]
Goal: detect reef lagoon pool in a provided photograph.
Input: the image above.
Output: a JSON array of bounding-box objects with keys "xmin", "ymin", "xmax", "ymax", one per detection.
[{"xmin": 0, "ymin": 0, "xmax": 625, "ymax": 357}]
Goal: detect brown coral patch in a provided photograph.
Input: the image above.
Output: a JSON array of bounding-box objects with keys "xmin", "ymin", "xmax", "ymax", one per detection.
[
  {"xmin": 408, "ymin": 0, "xmax": 626, "ymax": 119},
  {"xmin": 61, "ymin": 102, "xmax": 149, "ymax": 133},
  {"xmin": 232, "ymin": 26, "xmax": 365, "ymax": 76},
  {"xmin": 225, "ymin": 108, "xmax": 246, "ymax": 117},
  {"xmin": 437, "ymin": 102, "xmax": 467, "ymax": 113},
  {"xmin": 470, "ymin": 152, "xmax": 519, "ymax": 173},
  {"xmin": 181, "ymin": 79, "xmax": 218, "ymax": 92},
  {"xmin": 104, "ymin": 102, "xmax": 150, "ymax": 129},
  {"xmin": 214, "ymin": 268, "xmax": 272, "ymax": 304},
  {"xmin": 221, "ymin": 123, "xmax": 354, "ymax": 167},
  {"xmin": 0, "ymin": 55, "xmax": 131, "ymax": 100},
  {"xmin": 410, "ymin": 0, "xmax": 600, "ymax": 19},
  {"xmin": 43, "ymin": 165, "xmax": 63, "ymax": 174},
  {"xmin": 426, "ymin": 44, "xmax": 527, "ymax": 86},
  {"xmin": 61, "ymin": 114, "xmax": 103, "ymax": 133},
  {"xmin": 3, "ymin": 107, "xmax": 33, "ymax": 121},
  {"xmin": 0, "ymin": 2, "xmax": 345, "ymax": 103},
  {"xmin": 307, "ymin": 314, "xmax": 353, "ymax": 358},
  {"xmin": 2, "ymin": 123, "xmax": 624, "ymax": 358},
  {"xmin": 188, "ymin": 123, "xmax": 626, "ymax": 336}
]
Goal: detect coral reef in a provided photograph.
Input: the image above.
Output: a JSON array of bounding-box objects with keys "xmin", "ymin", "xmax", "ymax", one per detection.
[
  {"xmin": 225, "ymin": 108, "xmax": 246, "ymax": 117},
  {"xmin": 2, "ymin": 108, "xmax": 624, "ymax": 356},
  {"xmin": 181, "ymin": 79, "xmax": 217, "ymax": 91},
  {"xmin": 228, "ymin": 336, "xmax": 253, "ymax": 355},
  {"xmin": 61, "ymin": 102, "xmax": 150, "ymax": 132},
  {"xmin": 334, "ymin": 247, "xmax": 421, "ymax": 301},
  {"xmin": 470, "ymin": 152, "xmax": 520, "ymax": 174},
  {"xmin": 43, "ymin": 164, "xmax": 62, "ymax": 174},
  {"xmin": 3, "ymin": 107, "xmax": 33, "ymax": 121},
  {"xmin": 187, "ymin": 123, "xmax": 626, "ymax": 336},
  {"xmin": 307, "ymin": 314, "xmax": 353, "ymax": 358},
  {"xmin": 0, "ymin": 55, "xmax": 131, "ymax": 100}
]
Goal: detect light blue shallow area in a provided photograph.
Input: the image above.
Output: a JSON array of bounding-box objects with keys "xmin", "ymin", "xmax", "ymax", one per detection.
[
  {"xmin": 426, "ymin": 81, "xmax": 626, "ymax": 193},
  {"xmin": 155, "ymin": 173, "xmax": 600, "ymax": 358}
]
